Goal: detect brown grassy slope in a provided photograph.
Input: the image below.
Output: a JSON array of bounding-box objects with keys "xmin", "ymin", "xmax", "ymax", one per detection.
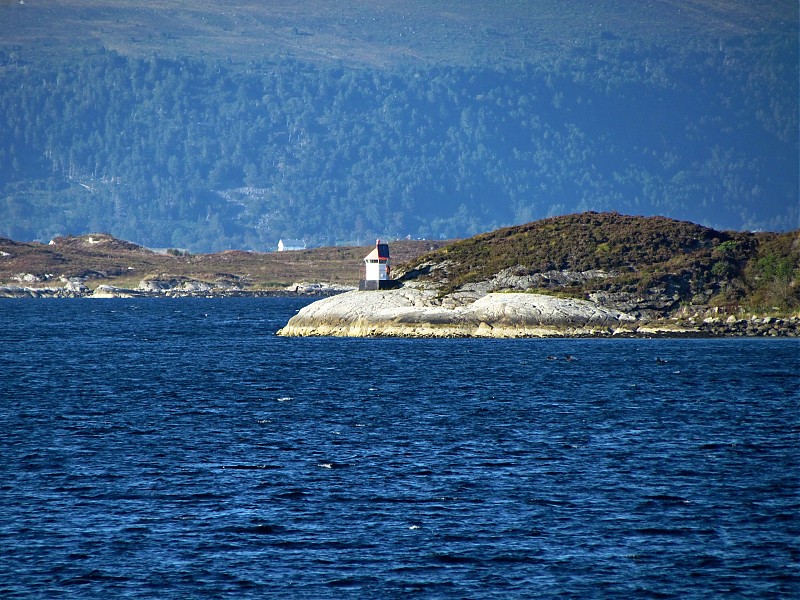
[
  {"xmin": 403, "ymin": 213, "xmax": 730, "ymax": 283},
  {"xmin": 0, "ymin": 234, "xmax": 447, "ymax": 289},
  {"xmin": 399, "ymin": 212, "xmax": 800, "ymax": 312}
]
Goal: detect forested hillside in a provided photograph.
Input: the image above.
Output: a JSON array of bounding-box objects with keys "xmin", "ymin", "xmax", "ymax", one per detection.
[{"xmin": 0, "ymin": 1, "xmax": 797, "ymax": 251}]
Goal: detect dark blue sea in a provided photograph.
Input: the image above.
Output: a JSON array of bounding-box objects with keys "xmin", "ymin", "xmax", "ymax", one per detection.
[{"xmin": 1, "ymin": 298, "xmax": 798, "ymax": 598}]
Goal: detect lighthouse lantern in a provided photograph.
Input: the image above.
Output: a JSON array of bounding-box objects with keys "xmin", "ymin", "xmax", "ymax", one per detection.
[{"xmin": 359, "ymin": 239, "xmax": 396, "ymax": 290}]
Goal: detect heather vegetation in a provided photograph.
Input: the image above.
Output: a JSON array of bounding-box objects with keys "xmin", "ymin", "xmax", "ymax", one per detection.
[
  {"xmin": 401, "ymin": 213, "xmax": 800, "ymax": 313},
  {"xmin": 0, "ymin": 1, "xmax": 796, "ymax": 251}
]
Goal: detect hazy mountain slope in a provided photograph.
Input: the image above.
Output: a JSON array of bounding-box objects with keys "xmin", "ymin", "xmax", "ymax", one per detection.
[
  {"xmin": 0, "ymin": 1, "xmax": 796, "ymax": 250},
  {"xmin": 2, "ymin": 0, "xmax": 792, "ymax": 67}
]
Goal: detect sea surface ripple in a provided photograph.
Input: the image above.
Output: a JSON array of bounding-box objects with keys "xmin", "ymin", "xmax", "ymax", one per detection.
[{"xmin": 1, "ymin": 298, "xmax": 798, "ymax": 598}]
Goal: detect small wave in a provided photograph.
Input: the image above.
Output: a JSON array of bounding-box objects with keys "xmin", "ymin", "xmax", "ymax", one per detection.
[
  {"xmin": 526, "ymin": 497, "xmax": 576, "ymax": 507},
  {"xmin": 274, "ymin": 489, "xmax": 309, "ymax": 500},
  {"xmin": 61, "ymin": 570, "xmax": 131, "ymax": 585},
  {"xmin": 120, "ymin": 525, "xmax": 152, "ymax": 534},
  {"xmin": 317, "ymin": 461, "xmax": 350, "ymax": 469},
  {"xmin": 644, "ymin": 494, "xmax": 690, "ymax": 504},
  {"xmin": 699, "ymin": 442, "xmax": 736, "ymax": 450},
  {"xmin": 325, "ymin": 576, "xmax": 379, "ymax": 587},
  {"xmin": 430, "ymin": 553, "xmax": 482, "ymax": 564},
  {"xmin": 220, "ymin": 523, "xmax": 285, "ymax": 535},
  {"xmin": 635, "ymin": 527, "xmax": 708, "ymax": 536},
  {"xmin": 220, "ymin": 464, "xmax": 282, "ymax": 470},
  {"xmin": 184, "ymin": 492, "xmax": 227, "ymax": 501},
  {"xmin": 366, "ymin": 496, "xmax": 435, "ymax": 504},
  {"xmin": 695, "ymin": 555, "xmax": 725, "ymax": 568},
  {"xmin": 489, "ymin": 552, "xmax": 544, "ymax": 563}
]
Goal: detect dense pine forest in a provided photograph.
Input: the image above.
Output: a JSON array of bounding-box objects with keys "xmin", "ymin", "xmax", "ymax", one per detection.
[{"xmin": 0, "ymin": 1, "xmax": 797, "ymax": 251}]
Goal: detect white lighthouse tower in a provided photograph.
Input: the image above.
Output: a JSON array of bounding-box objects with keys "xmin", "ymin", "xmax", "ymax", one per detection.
[{"xmin": 359, "ymin": 239, "xmax": 395, "ymax": 290}]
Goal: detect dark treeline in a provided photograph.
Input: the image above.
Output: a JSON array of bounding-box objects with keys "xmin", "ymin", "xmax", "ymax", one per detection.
[{"xmin": 0, "ymin": 32, "xmax": 797, "ymax": 251}]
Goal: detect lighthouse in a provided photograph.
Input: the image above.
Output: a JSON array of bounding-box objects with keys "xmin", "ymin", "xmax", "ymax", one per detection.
[{"xmin": 359, "ymin": 239, "xmax": 396, "ymax": 290}]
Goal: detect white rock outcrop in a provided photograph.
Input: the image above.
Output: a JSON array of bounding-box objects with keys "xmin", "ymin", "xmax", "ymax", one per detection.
[
  {"xmin": 277, "ymin": 287, "xmax": 637, "ymax": 338},
  {"xmin": 90, "ymin": 284, "xmax": 140, "ymax": 298}
]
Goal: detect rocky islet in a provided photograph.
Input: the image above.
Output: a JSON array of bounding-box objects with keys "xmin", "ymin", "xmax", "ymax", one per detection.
[{"xmin": 276, "ymin": 285, "xmax": 799, "ymax": 338}]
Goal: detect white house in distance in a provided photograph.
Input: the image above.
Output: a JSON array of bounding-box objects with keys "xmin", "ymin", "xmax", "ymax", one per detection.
[
  {"xmin": 277, "ymin": 239, "xmax": 306, "ymax": 252},
  {"xmin": 359, "ymin": 239, "xmax": 397, "ymax": 290}
]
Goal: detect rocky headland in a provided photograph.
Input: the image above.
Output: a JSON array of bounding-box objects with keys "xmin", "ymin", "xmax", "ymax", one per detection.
[
  {"xmin": 3, "ymin": 214, "xmax": 798, "ymax": 338},
  {"xmin": 0, "ymin": 278, "xmax": 352, "ymax": 299},
  {"xmin": 279, "ymin": 213, "xmax": 800, "ymax": 338},
  {"xmin": 277, "ymin": 286, "xmax": 799, "ymax": 338},
  {"xmin": 279, "ymin": 287, "xmax": 638, "ymax": 338}
]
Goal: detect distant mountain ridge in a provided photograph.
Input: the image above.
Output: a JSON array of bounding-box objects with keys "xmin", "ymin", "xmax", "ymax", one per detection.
[
  {"xmin": 0, "ymin": 0, "xmax": 793, "ymax": 67},
  {"xmin": 0, "ymin": 1, "xmax": 796, "ymax": 250}
]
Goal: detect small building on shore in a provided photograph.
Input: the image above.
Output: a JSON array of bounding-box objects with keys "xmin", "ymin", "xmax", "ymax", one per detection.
[
  {"xmin": 359, "ymin": 239, "xmax": 398, "ymax": 290},
  {"xmin": 277, "ymin": 239, "xmax": 306, "ymax": 252}
]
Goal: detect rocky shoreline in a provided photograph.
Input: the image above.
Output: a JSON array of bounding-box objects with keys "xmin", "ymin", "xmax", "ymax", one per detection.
[
  {"xmin": 277, "ymin": 287, "xmax": 800, "ymax": 338},
  {"xmin": 0, "ymin": 278, "xmax": 353, "ymax": 299},
  {"xmin": 4, "ymin": 278, "xmax": 797, "ymax": 337},
  {"xmin": 690, "ymin": 315, "xmax": 799, "ymax": 337}
]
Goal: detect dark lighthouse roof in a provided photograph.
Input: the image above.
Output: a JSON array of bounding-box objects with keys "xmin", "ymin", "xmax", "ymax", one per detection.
[{"xmin": 364, "ymin": 240, "xmax": 390, "ymax": 261}]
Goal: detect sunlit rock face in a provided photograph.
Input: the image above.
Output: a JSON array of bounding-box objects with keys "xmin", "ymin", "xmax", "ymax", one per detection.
[{"xmin": 277, "ymin": 288, "xmax": 637, "ymax": 338}]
